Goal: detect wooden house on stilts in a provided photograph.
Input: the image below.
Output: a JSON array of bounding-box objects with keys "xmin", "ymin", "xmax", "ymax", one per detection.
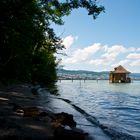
[{"xmin": 109, "ymin": 65, "xmax": 131, "ymax": 83}]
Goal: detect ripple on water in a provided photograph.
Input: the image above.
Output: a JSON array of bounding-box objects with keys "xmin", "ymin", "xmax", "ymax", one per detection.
[{"xmin": 56, "ymin": 80, "xmax": 140, "ymax": 139}]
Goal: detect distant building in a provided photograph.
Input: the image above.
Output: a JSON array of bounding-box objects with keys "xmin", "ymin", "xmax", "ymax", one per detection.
[{"xmin": 109, "ymin": 65, "xmax": 131, "ymax": 83}]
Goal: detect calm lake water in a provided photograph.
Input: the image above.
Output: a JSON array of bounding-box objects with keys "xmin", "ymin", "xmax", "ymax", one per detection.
[{"xmin": 55, "ymin": 80, "xmax": 140, "ymax": 139}]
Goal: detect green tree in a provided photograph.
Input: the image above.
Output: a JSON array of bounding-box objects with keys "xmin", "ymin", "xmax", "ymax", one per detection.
[{"xmin": 0, "ymin": 0, "xmax": 104, "ymax": 86}]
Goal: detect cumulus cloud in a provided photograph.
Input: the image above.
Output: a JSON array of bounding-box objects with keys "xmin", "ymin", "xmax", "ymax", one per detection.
[
  {"xmin": 89, "ymin": 59, "xmax": 109, "ymax": 65},
  {"xmin": 126, "ymin": 53, "xmax": 140, "ymax": 59},
  {"xmin": 61, "ymin": 41, "xmax": 140, "ymax": 72},
  {"xmin": 130, "ymin": 60, "xmax": 140, "ymax": 66},
  {"xmin": 62, "ymin": 35, "xmax": 78, "ymax": 49},
  {"xmin": 89, "ymin": 52, "xmax": 117, "ymax": 66},
  {"xmin": 104, "ymin": 45, "xmax": 126, "ymax": 53},
  {"xmin": 136, "ymin": 48, "xmax": 140, "ymax": 51},
  {"xmin": 104, "ymin": 45, "xmax": 137, "ymax": 54},
  {"xmin": 127, "ymin": 47, "xmax": 136, "ymax": 52},
  {"xmin": 126, "ymin": 53, "xmax": 140, "ymax": 67},
  {"xmin": 101, "ymin": 52, "xmax": 118, "ymax": 61},
  {"xmin": 111, "ymin": 59, "xmax": 130, "ymax": 67},
  {"xmin": 63, "ymin": 43, "xmax": 102, "ymax": 64},
  {"xmin": 89, "ymin": 45, "xmax": 139, "ymax": 66},
  {"xmin": 89, "ymin": 45, "xmax": 126, "ymax": 65}
]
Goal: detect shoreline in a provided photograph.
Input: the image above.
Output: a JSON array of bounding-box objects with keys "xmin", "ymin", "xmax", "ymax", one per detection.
[{"xmin": 0, "ymin": 84, "xmax": 89, "ymax": 140}]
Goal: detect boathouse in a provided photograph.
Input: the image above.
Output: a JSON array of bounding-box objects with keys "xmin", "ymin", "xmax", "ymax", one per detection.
[{"xmin": 109, "ymin": 65, "xmax": 131, "ymax": 83}]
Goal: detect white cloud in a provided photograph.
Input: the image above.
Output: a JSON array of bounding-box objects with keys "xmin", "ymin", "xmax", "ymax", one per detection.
[
  {"xmin": 63, "ymin": 43, "xmax": 102, "ymax": 64},
  {"xmin": 63, "ymin": 44, "xmax": 132, "ymax": 65},
  {"xmin": 136, "ymin": 48, "xmax": 140, "ymax": 51},
  {"xmin": 127, "ymin": 47, "xmax": 136, "ymax": 52},
  {"xmin": 89, "ymin": 53, "xmax": 117, "ymax": 66},
  {"xmin": 104, "ymin": 45, "xmax": 137, "ymax": 54},
  {"xmin": 89, "ymin": 59, "xmax": 110, "ymax": 65},
  {"xmin": 130, "ymin": 60, "xmax": 140, "ymax": 66},
  {"xmin": 101, "ymin": 52, "xmax": 118, "ymax": 60},
  {"xmin": 89, "ymin": 45, "xmax": 126, "ymax": 66},
  {"xmin": 62, "ymin": 35, "xmax": 78, "ymax": 49},
  {"xmin": 111, "ymin": 59, "xmax": 130, "ymax": 67},
  {"xmin": 126, "ymin": 53, "xmax": 140, "ymax": 59},
  {"xmin": 104, "ymin": 45, "xmax": 127, "ymax": 53},
  {"xmin": 102, "ymin": 45, "xmax": 126, "ymax": 61},
  {"xmin": 60, "ymin": 42, "xmax": 140, "ymax": 72}
]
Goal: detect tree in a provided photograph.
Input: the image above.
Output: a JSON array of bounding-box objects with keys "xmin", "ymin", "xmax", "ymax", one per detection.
[{"xmin": 0, "ymin": 0, "xmax": 104, "ymax": 86}]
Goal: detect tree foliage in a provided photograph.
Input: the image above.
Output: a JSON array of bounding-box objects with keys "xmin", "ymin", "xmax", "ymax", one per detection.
[{"xmin": 0, "ymin": 0, "xmax": 104, "ymax": 86}]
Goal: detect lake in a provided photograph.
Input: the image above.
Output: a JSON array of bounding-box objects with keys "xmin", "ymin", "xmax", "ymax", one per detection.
[{"xmin": 55, "ymin": 80, "xmax": 140, "ymax": 139}]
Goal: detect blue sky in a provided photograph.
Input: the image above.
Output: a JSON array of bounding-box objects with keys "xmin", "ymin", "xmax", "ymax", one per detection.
[{"xmin": 53, "ymin": 0, "xmax": 140, "ymax": 73}]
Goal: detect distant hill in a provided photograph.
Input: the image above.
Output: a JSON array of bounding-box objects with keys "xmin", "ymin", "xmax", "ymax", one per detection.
[
  {"xmin": 57, "ymin": 69, "xmax": 140, "ymax": 80},
  {"xmin": 130, "ymin": 73, "xmax": 140, "ymax": 80}
]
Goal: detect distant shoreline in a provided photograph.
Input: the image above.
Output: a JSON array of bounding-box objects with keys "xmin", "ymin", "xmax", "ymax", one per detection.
[
  {"xmin": 57, "ymin": 69, "xmax": 140, "ymax": 81},
  {"xmin": 57, "ymin": 79, "xmax": 140, "ymax": 81}
]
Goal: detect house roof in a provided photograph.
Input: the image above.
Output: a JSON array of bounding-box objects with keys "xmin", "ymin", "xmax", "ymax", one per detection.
[{"xmin": 111, "ymin": 65, "xmax": 130, "ymax": 73}]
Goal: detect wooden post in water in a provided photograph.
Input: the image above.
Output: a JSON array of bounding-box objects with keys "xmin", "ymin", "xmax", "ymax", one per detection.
[{"xmin": 79, "ymin": 78, "xmax": 81, "ymax": 87}]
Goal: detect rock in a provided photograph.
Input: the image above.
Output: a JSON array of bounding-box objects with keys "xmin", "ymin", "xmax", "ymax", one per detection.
[
  {"xmin": 22, "ymin": 107, "xmax": 40, "ymax": 117},
  {"xmin": 31, "ymin": 88, "xmax": 38, "ymax": 95},
  {"xmin": 53, "ymin": 112, "xmax": 76, "ymax": 128},
  {"xmin": 9, "ymin": 103, "xmax": 22, "ymax": 111},
  {"xmin": 39, "ymin": 111, "xmax": 48, "ymax": 117},
  {"xmin": 53, "ymin": 126, "xmax": 88, "ymax": 140},
  {"xmin": 10, "ymin": 103, "xmax": 40, "ymax": 117}
]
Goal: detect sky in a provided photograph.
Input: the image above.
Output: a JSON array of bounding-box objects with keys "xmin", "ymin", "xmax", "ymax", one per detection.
[{"xmin": 53, "ymin": 0, "xmax": 140, "ymax": 73}]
